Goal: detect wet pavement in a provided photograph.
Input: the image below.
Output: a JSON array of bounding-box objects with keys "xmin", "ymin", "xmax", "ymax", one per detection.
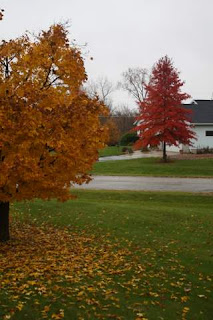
[
  {"xmin": 75, "ymin": 175, "xmax": 213, "ymax": 193},
  {"xmin": 99, "ymin": 151, "xmax": 178, "ymax": 161}
]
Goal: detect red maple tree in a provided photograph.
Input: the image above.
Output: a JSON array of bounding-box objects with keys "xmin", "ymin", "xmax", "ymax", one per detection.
[{"xmin": 135, "ymin": 56, "xmax": 196, "ymax": 161}]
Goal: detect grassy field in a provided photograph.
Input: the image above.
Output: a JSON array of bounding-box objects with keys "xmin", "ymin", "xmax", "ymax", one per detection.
[
  {"xmin": 93, "ymin": 157, "xmax": 213, "ymax": 177},
  {"xmin": 0, "ymin": 190, "xmax": 212, "ymax": 319},
  {"xmin": 99, "ymin": 146, "xmax": 125, "ymax": 157}
]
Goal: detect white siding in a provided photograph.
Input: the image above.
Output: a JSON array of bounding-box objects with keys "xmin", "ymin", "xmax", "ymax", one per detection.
[
  {"xmin": 192, "ymin": 125, "xmax": 213, "ymax": 148},
  {"xmin": 166, "ymin": 125, "xmax": 213, "ymax": 152},
  {"xmin": 166, "ymin": 144, "xmax": 190, "ymax": 152},
  {"xmin": 166, "ymin": 145, "xmax": 181, "ymax": 152}
]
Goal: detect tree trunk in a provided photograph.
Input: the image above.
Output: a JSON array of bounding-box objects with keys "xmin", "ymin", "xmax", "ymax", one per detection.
[
  {"xmin": 163, "ymin": 142, "xmax": 167, "ymax": 162},
  {"xmin": 0, "ymin": 202, "xmax": 10, "ymax": 242}
]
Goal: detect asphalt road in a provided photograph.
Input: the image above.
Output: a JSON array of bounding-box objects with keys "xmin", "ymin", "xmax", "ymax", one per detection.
[{"xmin": 75, "ymin": 175, "xmax": 213, "ymax": 193}]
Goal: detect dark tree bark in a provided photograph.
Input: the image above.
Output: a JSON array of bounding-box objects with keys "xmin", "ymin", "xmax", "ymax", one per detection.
[
  {"xmin": 0, "ymin": 202, "xmax": 10, "ymax": 242},
  {"xmin": 163, "ymin": 141, "xmax": 167, "ymax": 162}
]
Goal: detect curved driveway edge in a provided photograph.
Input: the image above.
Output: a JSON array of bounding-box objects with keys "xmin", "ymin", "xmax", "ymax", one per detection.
[
  {"xmin": 75, "ymin": 175, "xmax": 213, "ymax": 193},
  {"xmin": 98, "ymin": 150, "xmax": 177, "ymax": 161}
]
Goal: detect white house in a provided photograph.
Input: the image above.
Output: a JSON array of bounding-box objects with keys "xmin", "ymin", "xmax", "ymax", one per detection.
[{"xmin": 167, "ymin": 100, "xmax": 213, "ymax": 153}]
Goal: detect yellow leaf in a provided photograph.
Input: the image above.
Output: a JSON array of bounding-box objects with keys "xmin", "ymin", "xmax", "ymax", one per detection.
[
  {"xmin": 43, "ymin": 305, "xmax": 50, "ymax": 312},
  {"xmin": 181, "ymin": 296, "xmax": 189, "ymax": 303},
  {"xmin": 182, "ymin": 307, "xmax": 190, "ymax": 313},
  {"xmin": 16, "ymin": 302, "xmax": 24, "ymax": 311}
]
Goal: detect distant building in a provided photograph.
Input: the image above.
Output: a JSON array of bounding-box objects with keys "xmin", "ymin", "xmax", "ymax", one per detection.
[{"xmin": 167, "ymin": 100, "xmax": 213, "ymax": 153}]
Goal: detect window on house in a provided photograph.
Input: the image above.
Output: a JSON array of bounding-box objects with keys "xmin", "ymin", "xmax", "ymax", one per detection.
[{"xmin": 206, "ymin": 131, "xmax": 213, "ymax": 136}]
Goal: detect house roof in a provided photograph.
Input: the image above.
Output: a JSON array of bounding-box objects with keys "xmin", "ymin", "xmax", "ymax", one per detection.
[{"xmin": 183, "ymin": 100, "xmax": 213, "ymax": 124}]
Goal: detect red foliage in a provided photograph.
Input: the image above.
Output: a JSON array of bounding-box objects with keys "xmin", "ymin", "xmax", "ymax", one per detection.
[{"xmin": 135, "ymin": 56, "xmax": 196, "ymax": 158}]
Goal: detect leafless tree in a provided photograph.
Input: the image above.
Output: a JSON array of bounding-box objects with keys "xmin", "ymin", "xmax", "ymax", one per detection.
[
  {"xmin": 112, "ymin": 104, "xmax": 138, "ymax": 117},
  {"xmin": 84, "ymin": 76, "xmax": 115, "ymax": 113},
  {"xmin": 85, "ymin": 76, "xmax": 141, "ymax": 137},
  {"xmin": 110, "ymin": 104, "xmax": 138, "ymax": 136},
  {"xmin": 118, "ymin": 67, "xmax": 150, "ymax": 103}
]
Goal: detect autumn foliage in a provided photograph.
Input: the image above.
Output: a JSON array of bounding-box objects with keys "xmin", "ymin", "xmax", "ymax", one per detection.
[
  {"xmin": 0, "ymin": 24, "xmax": 108, "ymax": 240},
  {"xmin": 135, "ymin": 56, "xmax": 196, "ymax": 161},
  {"xmin": 105, "ymin": 118, "xmax": 120, "ymax": 145}
]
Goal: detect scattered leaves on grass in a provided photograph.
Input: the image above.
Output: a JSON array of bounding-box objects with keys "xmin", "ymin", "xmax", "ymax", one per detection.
[{"xmin": 0, "ymin": 220, "xmax": 212, "ymax": 319}]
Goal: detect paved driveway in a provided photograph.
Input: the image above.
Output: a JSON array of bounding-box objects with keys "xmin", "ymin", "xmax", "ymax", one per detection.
[
  {"xmin": 75, "ymin": 175, "xmax": 213, "ymax": 193},
  {"xmin": 99, "ymin": 150, "xmax": 177, "ymax": 161}
]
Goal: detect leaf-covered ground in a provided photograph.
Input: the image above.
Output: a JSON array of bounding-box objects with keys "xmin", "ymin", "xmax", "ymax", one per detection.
[{"xmin": 0, "ymin": 190, "xmax": 213, "ymax": 319}]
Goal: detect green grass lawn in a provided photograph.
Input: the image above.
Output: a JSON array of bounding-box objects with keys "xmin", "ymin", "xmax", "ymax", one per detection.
[
  {"xmin": 93, "ymin": 157, "xmax": 213, "ymax": 177},
  {"xmin": 99, "ymin": 146, "xmax": 125, "ymax": 157},
  {"xmin": 1, "ymin": 190, "xmax": 212, "ymax": 319}
]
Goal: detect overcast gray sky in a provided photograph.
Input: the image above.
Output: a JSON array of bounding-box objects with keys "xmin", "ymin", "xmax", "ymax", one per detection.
[{"xmin": 1, "ymin": 0, "xmax": 213, "ymax": 108}]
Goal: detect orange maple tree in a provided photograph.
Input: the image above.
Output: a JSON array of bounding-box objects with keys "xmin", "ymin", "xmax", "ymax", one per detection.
[{"xmin": 0, "ymin": 24, "xmax": 108, "ymax": 241}]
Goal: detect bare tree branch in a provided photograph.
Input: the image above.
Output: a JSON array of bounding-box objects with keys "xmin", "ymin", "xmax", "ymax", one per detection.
[
  {"xmin": 118, "ymin": 67, "xmax": 150, "ymax": 104},
  {"xmin": 84, "ymin": 76, "xmax": 115, "ymax": 113},
  {"xmin": 41, "ymin": 63, "xmax": 53, "ymax": 89}
]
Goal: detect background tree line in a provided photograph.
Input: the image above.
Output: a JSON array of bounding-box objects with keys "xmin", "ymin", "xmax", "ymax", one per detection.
[{"xmin": 84, "ymin": 68, "xmax": 150, "ymax": 145}]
